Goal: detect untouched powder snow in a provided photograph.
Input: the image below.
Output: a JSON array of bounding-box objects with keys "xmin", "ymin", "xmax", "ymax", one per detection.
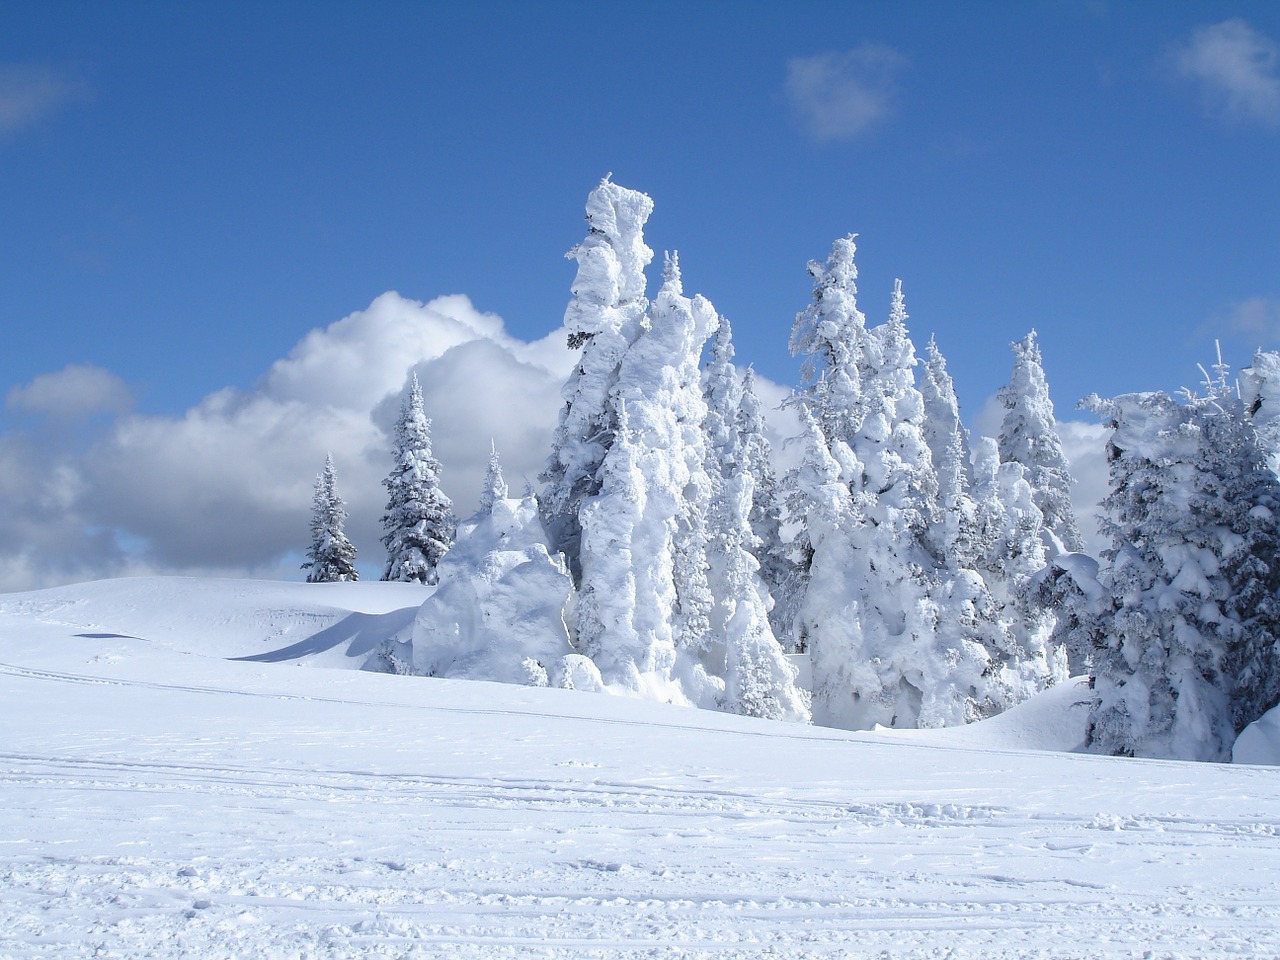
[{"xmin": 1, "ymin": 578, "xmax": 1280, "ymax": 958}]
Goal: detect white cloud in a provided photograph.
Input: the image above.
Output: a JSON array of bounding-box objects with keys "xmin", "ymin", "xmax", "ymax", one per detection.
[
  {"xmin": 0, "ymin": 63, "xmax": 88, "ymax": 137},
  {"xmin": 0, "ymin": 292, "xmax": 587, "ymax": 589},
  {"xmin": 1173, "ymin": 19, "xmax": 1280, "ymax": 127},
  {"xmin": 1218, "ymin": 296, "xmax": 1280, "ymax": 339},
  {"xmin": 6, "ymin": 363, "xmax": 133, "ymax": 420},
  {"xmin": 785, "ymin": 45, "xmax": 908, "ymax": 142}
]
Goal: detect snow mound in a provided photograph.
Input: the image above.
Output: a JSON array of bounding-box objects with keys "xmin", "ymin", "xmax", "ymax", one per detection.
[
  {"xmin": 0, "ymin": 576, "xmax": 428, "ymax": 668},
  {"xmin": 1233, "ymin": 703, "xmax": 1280, "ymax": 765}
]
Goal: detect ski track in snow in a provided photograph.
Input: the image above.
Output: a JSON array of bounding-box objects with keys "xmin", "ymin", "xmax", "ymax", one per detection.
[{"xmin": 1, "ymin": 581, "xmax": 1279, "ymax": 958}]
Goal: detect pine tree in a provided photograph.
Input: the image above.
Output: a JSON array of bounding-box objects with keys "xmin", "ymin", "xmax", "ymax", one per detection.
[
  {"xmin": 996, "ymin": 330, "xmax": 1085, "ymax": 554},
  {"xmin": 574, "ymin": 250, "xmax": 718, "ymax": 701},
  {"xmin": 737, "ymin": 367, "xmax": 796, "ymax": 646},
  {"xmin": 918, "ymin": 335, "xmax": 974, "ymax": 561},
  {"xmin": 1241, "ymin": 349, "xmax": 1280, "ymax": 472},
  {"xmin": 1086, "ymin": 391, "xmax": 1280, "ymax": 761},
  {"xmin": 381, "ymin": 372, "xmax": 455, "ymax": 585},
  {"xmin": 479, "ymin": 441, "xmax": 508, "ymax": 514},
  {"xmin": 303, "ymin": 454, "xmax": 359, "ymax": 583},
  {"xmin": 540, "ymin": 177, "xmax": 654, "ymax": 577},
  {"xmin": 702, "ymin": 316, "xmax": 808, "ymax": 721}
]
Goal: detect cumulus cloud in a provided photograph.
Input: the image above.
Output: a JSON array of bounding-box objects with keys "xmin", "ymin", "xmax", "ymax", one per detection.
[
  {"xmin": 785, "ymin": 44, "xmax": 908, "ymax": 142},
  {"xmin": 1172, "ymin": 19, "xmax": 1280, "ymax": 127},
  {"xmin": 0, "ymin": 63, "xmax": 89, "ymax": 137},
  {"xmin": 7, "ymin": 363, "xmax": 133, "ymax": 420}
]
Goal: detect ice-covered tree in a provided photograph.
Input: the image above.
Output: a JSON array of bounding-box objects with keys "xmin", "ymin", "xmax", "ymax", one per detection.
[
  {"xmin": 303, "ymin": 454, "xmax": 359, "ymax": 583},
  {"xmin": 412, "ymin": 447, "xmax": 576, "ymax": 687},
  {"xmin": 701, "ymin": 316, "xmax": 809, "ymax": 721},
  {"xmin": 996, "ymin": 330, "xmax": 1085, "ymax": 554},
  {"xmin": 1241, "ymin": 349, "xmax": 1280, "ymax": 472},
  {"xmin": 919, "ymin": 335, "xmax": 974, "ymax": 561},
  {"xmin": 737, "ymin": 367, "xmax": 795, "ymax": 645},
  {"xmin": 969, "ymin": 438, "xmax": 1068, "ymax": 702},
  {"xmin": 1086, "ymin": 391, "xmax": 1280, "ymax": 761},
  {"xmin": 541, "ymin": 177, "xmax": 654, "ymax": 576},
  {"xmin": 787, "ymin": 235, "xmax": 871, "ymax": 478},
  {"xmin": 381, "ymin": 372, "xmax": 455, "ymax": 585},
  {"xmin": 574, "ymin": 251, "xmax": 718, "ymax": 702}
]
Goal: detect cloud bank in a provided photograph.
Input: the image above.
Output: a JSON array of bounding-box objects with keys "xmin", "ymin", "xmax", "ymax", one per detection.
[
  {"xmin": 785, "ymin": 44, "xmax": 908, "ymax": 142},
  {"xmin": 1173, "ymin": 19, "xmax": 1280, "ymax": 127}
]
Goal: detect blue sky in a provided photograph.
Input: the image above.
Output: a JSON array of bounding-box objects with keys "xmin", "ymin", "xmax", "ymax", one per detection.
[{"xmin": 2, "ymin": 2, "xmax": 1279, "ymax": 587}]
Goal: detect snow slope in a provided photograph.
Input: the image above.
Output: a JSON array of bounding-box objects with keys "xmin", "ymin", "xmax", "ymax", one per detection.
[{"xmin": 2, "ymin": 578, "xmax": 1279, "ymax": 958}]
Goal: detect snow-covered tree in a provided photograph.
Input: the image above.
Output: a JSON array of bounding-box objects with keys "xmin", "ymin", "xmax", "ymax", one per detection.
[
  {"xmin": 1241, "ymin": 349, "xmax": 1280, "ymax": 472},
  {"xmin": 919, "ymin": 335, "xmax": 974, "ymax": 561},
  {"xmin": 412, "ymin": 448, "xmax": 576, "ymax": 686},
  {"xmin": 303, "ymin": 454, "xmax": 359, "ymax": 583},
  {"xmin": 573, "ymin": 250, "xmax": 719, "ymax": 703},
  {"xmin": 996, "ymin": 331, "xmax": 1085, "ymax": 554},
  {"xmin": 737, "ymin": 367, "xmax": 795, "ymax": 644},
  {"xmin": 381, "ymin": 372, "xmax": 455, "ymax": 585},
  {"xmin": 1086, "ymin": 390, "xmax": 1280, "ymax": 761},
  {"xmin": 969, "ymin": 438, "xmax": 1068, "ymax": 702},
  {"xmin": 701, "ymin": 316, "xmax": 808, "ymax": 722},
  {"xmin": 540, "ymin": 176, "xmax": 654, "ymax": 576}
]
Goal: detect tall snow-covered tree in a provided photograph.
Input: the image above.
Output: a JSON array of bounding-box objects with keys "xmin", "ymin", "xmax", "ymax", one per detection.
[
  {"xmin": 381, "ymin": 372, "xmax": 455, "ymax": 585},
  {"xmin": 1086, "ymin": 390, "xmax": 1280, "ymax": 762},
  {"xmin": 540, "ymin": 177, "xmax": 654, "ymax": 576},
  {"xmin": 996, "ymin": 330, "xmax": 1085, "ymax": 554},
  {"xmin": 701, "ymin": 315, "xmax": 808, "ymax": 721},
  {"xmin": 918, "ymin": 335, "xmax": 974, "ymax": 561},
  {"xmin": 573, "ymin": 249, "xmax": 718, "ymax": 703},
  {"xmin": 737, "ymin": 367, "xmax": 796, "ymax": 645},
  {"xmin": 303, "ymin": 454, "xmax": 359, "ymax": 583}
]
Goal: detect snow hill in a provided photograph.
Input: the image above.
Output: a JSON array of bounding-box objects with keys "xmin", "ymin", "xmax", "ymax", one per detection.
[{"xmin": 2, "ymin": 578, "xmax": 1279, "ymax": 958}]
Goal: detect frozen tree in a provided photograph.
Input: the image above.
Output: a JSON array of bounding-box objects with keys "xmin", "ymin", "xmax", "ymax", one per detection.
[
  {"xmin": 303, "ymin": 454, "xmax": 359, "ymax": 583},
  {"xmin": 574, "ymin": 251, "xmax": 718, "ymax": 703},
  {"xmin": 919, "ymin": 335, "xmax": 974, "ymax": 561},
  {"xmin": 738, "ymin": 367, "xmax": 795, "ymax": 645},
  {"xmin": 412, "ymin": 449, "xmax": 576, "ymax": 687},
  {"xmin": 541, "ymin": 177, "xmax": 654, "ymax": 576},
  {"xmin": 996, "ymin": 331, "xmax": 1085, "ymax": 554},
  {"xmin": 1086, "ymin": 391, "xmax": 1280, "ymax": 761},
  {"xmin": 381, "ymin": 372, "xmax": 455, "ymax": 585},
  {"xmin": 969, "ymin": 438, "xmax": 1069, "ymax": 703},
  {"xmin": 702, "ymin": 317, "xmax": 809, "ymax": 721},
  {"xmin": 787, "ymin": 235, "xmax": 871, "ymax": 477},
  {"xmin": 1241, "ymin": 349, "xmax": 1280, "ymax": 472}
]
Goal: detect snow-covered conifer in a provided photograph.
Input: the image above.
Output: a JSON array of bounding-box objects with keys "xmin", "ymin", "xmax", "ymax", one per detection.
[
  {"xmin": 701, "ymin": 316, "xmax": 808, "ymax": 722},
  {"xmin": 1241, "ymin": 349, "xmax": 1280, "ymax": 472},
  {"xmin": 1086, "ymin": 391, "xmax": 1280, "ymax": 761},
  {"xmin": 381, "ymin": 372, "xmax": 455, "ymax": 585},
  {"xmin": 919, "ymin": 335, "xmax": 974, "ymax": 560},
  {"xmin": 737, "ymin": 367, "xmax": 795, "ymax": 644},
  {"xmin": 479, "ymin": 441, "xmax": 508, "ymax": 514},
  {"xmin": 787, "ymin": 235, "xmax": 870, "ymax": 474},
  {"xmin": 540, "ymin": 177, "xmax": 654, "ymax": 574},
  {"xmin": 303, "ymin": 454, "xmax": 359, "ymax": 583},
  {"xmin": 574, "ymin": 250, "xmax": 718, "ymax": 702},
  {"xmin": 996, "ymin": 331, "xmax": 1085, "ymax": 554}
]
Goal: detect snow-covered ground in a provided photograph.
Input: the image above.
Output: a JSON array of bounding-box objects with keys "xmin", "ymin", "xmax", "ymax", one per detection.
[{"xmin": 2, "ymin": 578, "xmax": 1279, "ymax": 958}]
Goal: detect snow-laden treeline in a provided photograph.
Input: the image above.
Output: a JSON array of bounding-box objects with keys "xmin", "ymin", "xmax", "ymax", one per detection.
[{"xmin": 313, "ymin": 177, "xmax": 1280, "ymax": 763}]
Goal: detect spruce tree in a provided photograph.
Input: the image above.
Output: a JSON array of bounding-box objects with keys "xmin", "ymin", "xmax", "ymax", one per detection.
[
  {"xmin": 702, "ymin": 316, "xmax": 808, "ymax": 721},
  {"xmin": 737, "ymin": 367, "xmax": 796, "ymax": 646},
  {"xmin": 996, "ymin": 331, "xmax": 1085, "ymax": 554},
  {"xmin": 381, "ymin": 372, "xmax": 455, "ymax": 585},
  {"xmin": 540, "ymin": 177, "xmax": 654, "ymax": 577},
  {"xmin": 303, "ymin": 454, "xmax": 359, "ymax": 583},
  {"xmin": 1086, "ymin": 391, "xmax": 1280, "ymax": 761}
]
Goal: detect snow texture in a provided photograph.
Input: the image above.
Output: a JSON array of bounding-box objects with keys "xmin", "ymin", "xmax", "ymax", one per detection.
[{"xmin": 1, "ymin": 577, "xmax": 1279, "ymax": 959}]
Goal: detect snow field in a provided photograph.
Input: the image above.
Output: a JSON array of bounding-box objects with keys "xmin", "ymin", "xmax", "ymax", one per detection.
[{"xmin": 1, "ymin": 579, "xmax": 1279, "ymax": 958}]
